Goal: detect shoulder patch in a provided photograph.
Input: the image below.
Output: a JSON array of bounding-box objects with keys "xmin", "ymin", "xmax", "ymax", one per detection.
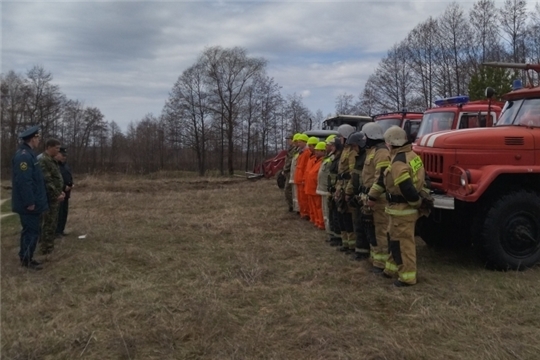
[{"xmin": 20, "ymin": 162, "xmax": 28, "ymax": 171}]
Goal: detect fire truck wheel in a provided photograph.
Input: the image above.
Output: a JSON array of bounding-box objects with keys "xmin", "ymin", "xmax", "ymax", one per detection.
[
  {"xmin": 276, "ymin": 172, "xmax": 286, "ymax": 189},
  {"xmin": 482, "ymin": 191, "xmax": 540, "ymax": 270}
]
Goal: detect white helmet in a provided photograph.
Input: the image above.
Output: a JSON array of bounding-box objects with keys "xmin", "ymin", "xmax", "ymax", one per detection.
[
  {"xmin": 362, "ymin": 122, "xmax": 385, "ymax": 140},
  {"xmin": 384, "ymin": 126, "xmax": 408, "ymax": 146},
  {"xmin": 337, "ymin": 124, "xmax": 355, "ymax": 139}
]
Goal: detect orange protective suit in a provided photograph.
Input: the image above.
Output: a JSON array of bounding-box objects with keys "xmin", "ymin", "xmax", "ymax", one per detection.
[
  {"xmin": 294, "ymin": 148, "xmax": 312, "ymax": 219},
  {"xmin": 304, "ymin": 157, "xmax": 324, "ymax": 229}
]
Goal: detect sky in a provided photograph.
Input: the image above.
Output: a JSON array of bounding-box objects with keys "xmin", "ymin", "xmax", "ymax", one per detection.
[{"xmin": 2, "ymin": 0, "xmax": 535, "ymax": 130}]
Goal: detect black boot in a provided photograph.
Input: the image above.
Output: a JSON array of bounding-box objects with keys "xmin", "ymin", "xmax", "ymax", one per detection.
[
  {"xmin": 329, "ymin": 238, "xmax": 342, "ymax": 247},
  {"xmin": 338, "ymin": 246, "xmax": 352, "ymax": 253},
  {"xmin": 394, "ymin": 280, "xmax": 413, "ymax": 287},
  {"xmin": 21, "ymin": 259, "xmax": 43, "ymax": 270},
  {"xmin": 351, "ymin": 251, "xmax": 370, "ymax": 261}
]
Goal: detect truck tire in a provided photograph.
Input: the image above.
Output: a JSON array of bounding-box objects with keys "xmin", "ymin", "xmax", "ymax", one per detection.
[
  {"xmin": 481, "ymin": 191, "xmax": 540, "ymax": 270},
  {"xmin": 276, "ymin": 172, "xmax": 286, "ymax": 189}
]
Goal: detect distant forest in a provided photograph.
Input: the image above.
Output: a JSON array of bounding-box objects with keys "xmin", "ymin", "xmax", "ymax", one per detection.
[{"xmin": 2, "ymin": 0, "xmax": 539, "ymax": 175}]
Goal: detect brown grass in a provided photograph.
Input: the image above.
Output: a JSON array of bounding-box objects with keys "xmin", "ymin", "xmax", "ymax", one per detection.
[{"xmin": 2, "ymin": 174, "xmax": 540, "ymax": 359}]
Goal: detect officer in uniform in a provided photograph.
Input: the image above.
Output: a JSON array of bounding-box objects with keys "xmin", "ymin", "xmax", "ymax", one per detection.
[
  {"xmin": 38, "ymin": 138, "xmax": 65, "ymax": 254},
  {"xmin": 373, "ymin": 126, "xmax": 428, "ymax": 287},
  {"xmin": 344, "ymin": 132, "xmax": 369, "ymax": 261},
  {"xmin": 11, "ymin": 126, "xmax": 48, "ymax": 270},
  {"xmin": 316, "ymin": 135, "xmax": 338, "ymax": 241},
  {"xmin": 362, "ymin": 123, "xmax": 391, "ymax": 273},
  {"xmin": 334, "ymin": 124, "xmax": 357, "ymax": 253},
  {"xmin": 283, "ymin": 134, "xmax": 299, "ymax": 212},
  {"xmin": 55, "ymin": 147, "xmax": 73, "ymax": 236}
]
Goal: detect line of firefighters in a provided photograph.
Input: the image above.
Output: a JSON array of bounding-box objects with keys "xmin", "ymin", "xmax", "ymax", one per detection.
[{"xmin": 282, "ymin": 124, "xmax": 433, "ymax": 287}]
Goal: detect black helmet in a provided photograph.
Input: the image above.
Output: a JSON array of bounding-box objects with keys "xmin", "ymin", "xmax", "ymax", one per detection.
[{"xmin": 346, "ymin": 131, "xmax": 367, "ymax": 148}]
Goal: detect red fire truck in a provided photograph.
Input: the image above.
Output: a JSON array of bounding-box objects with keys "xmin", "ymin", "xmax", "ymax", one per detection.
[
  {"xmin": 373, "ymin": 111, "xmax": 423, "ymax": 143},
  {"xmin": 414, "ymin": 62, "xmax": 540, "ymax": 270},
  {"xmin": 415, "ymin": 96, "xmax": 504, "ymax": 146}
]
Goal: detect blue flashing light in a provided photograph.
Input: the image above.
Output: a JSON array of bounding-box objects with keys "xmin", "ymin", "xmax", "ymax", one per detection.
[
  {"xmin": 434, "ymin": 95, "xmax": 469, "ymax": 107},
  {"xmin": 512, "ymin": 79, "xmax": 523, "ymax": 91}
]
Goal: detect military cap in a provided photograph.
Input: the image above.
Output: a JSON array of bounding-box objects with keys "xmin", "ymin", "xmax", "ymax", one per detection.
[
  {"xmin": 19, "ymin": 125, "xmax": 40, "ymax": 140},
  {"xmin": 59, "ymin": 147, "xmax": 68, "ymax": 155}
]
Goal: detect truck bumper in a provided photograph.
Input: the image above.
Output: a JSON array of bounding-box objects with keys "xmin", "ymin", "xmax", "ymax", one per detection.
[{"xmin": 433, "ymin": 194, "xmax": 455, "ymax": 210}]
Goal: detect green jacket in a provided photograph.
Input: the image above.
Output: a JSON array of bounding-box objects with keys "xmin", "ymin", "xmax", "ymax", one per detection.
[{"xmin": 39, "ymin": 153, "xmax": 63, "ymax": 203}]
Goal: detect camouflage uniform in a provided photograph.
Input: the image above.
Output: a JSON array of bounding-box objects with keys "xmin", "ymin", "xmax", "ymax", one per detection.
[
  {"xmin": 334, "ymin": 145, "xmax": 357, "ymax": 251},
  {"xmin": 39, "ymin": 153, "xmax": 63, "ymax": 254}
]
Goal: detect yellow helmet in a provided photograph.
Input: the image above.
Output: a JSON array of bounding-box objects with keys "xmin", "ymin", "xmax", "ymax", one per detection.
[
  {"xmin": 325, "ymin": 134, "xmax": 336, "ymax": 144},
  {"xmin": 315, "ymin": 142, "xmax": 327, "ymax": 151},
  {"xmin": 297, "ymin": 133, "xmax": 309, "ymax": 142},
  {"xmin": 293, "ymin": 133, "xmax": 301, "ymax": 141},
  {"xmin": 307, "ymin": 136, "xmax": 319, "ymax": 145}
]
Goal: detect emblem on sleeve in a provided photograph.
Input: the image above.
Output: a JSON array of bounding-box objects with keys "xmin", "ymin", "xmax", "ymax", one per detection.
[{"xmin": 20, "ymin": 162, "xmax": 28, "ymax": 171}]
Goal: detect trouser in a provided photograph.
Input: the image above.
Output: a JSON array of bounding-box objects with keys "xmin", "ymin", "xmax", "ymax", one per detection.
[
  {"xmin": 353, "ymin": 207, "xmax": 370, "ymax": 256},
  {"xmin": 18, "ymin": 213, "xmax": 42, "ymax": 262},
  {"xmin": 292, "ymin": 183, "xmax": 299, "ymax": 212},
  {"xmin": 384, "ymin": 212, "xmax": 419, "ymax": 285},
  {"xmin": 371, "ymin": 200, "xmax": 389, "ymax": 269},
  {"xmin": 338, "ymin": 210, "xmax": 355, "ymax": 249},
  {"xmin": 329, "ymin": 196, "xmax": 341, "ymax": 239},
  {"xmin": 297, "ymin": 184, "xmax": 309, "ymax": 218},
  {"xmin": 321, "ymin": 194, "xmax": 334, "ymax": 235},
  {"xmin": 56, "ymin": 197, "xmax": 69, "ymax": 235},
  {"xmin": 311, "ymin": 195, "xmax": 323, "ymax": 229},
  {"xmin": 41, "ymin": 202, "xmax": 59, "ymax": 253}
]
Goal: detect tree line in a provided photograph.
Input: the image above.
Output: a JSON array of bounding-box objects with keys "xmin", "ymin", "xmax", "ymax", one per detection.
[
  {"xmin": 2, "ymin": 0, "xmax": 540, "ymax": 176},
  {"xmin": 334, "ymin": 0, "xmax": 540, "ymax": 115}
]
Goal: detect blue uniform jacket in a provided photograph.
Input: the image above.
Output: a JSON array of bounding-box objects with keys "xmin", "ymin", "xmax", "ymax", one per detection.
[{"xmin": 11, "ymin": 143, "xmax": 49, "ymax": 214}]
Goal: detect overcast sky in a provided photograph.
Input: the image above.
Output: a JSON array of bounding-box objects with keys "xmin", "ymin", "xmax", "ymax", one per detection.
[{"xmin": 2, "ymin": 0, "xmax": 531, "ymax": 130}]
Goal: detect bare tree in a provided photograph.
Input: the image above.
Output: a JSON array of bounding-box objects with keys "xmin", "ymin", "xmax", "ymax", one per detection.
[{"xmin": 500, "ymin": 0, "xmax": 529, "ymax": 63}]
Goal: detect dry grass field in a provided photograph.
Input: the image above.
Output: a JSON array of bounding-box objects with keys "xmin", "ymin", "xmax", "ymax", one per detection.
[{"xmin": 1, "ymin": 174, "xmax": 540, "ymax": 360}]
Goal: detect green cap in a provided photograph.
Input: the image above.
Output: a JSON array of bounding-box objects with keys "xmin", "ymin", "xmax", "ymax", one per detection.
[
  {"xmin": 297, "ymin": 133, "xmax": 309, "ymax": 142},
  {"xmin": 307, "ymin": 136, "xmax": 319, "ymax": 145},
  {"xmin": 315, "ymin": 142, "xmax": 327, "ymax": 150}
]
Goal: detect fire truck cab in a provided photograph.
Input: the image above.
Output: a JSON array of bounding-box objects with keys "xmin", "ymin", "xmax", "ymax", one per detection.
[
  {"xmin": 414, "ymin": 63, "xmax": 540, "ymax": 270},
  {"xmin": 322, "ymin": 114, "xmax": 373, "ymax": 131},
  {"xmin": 373, "ymin": 111, "xmax": 423, "ymax": 143},
  {"xmin": 415, "ymin": 96, "xmax": 504, "ymax": 146}
]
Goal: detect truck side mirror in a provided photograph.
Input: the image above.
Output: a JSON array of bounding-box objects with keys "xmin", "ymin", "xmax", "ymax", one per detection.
[{"xmin": 485, "ymin": 87, "xmax": 496, "ymax": 99}]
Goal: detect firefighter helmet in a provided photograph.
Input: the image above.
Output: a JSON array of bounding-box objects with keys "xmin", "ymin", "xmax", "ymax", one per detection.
[
  {"xmin": 315, "ymin": 142, "xmax": 327, "ymax": 151},
  {"xmin": 307, "ymin": 136, "xmax": 319, "ymax": 145},
  {"xmin": 384, "ymin": 126, "xmax": 408, "ymax": 146},
  {"xmin": 346, "ymin": 131, "xmax": 366, "ymax": 148},
  {"xmin": 337, "ymin": 124, "xmax": 355, "ymax": 139},
  {"xmin": 362, "ymin": 122, "xmax": 384, "ymax": 140}
]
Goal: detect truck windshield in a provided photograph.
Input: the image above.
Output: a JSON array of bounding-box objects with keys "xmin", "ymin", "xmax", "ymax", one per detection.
[
  {"xmin": 417, "ymin": 112, "xmax": 455, "ymax": 138},
  {"xmin": 375, "ymin": 118, "xmax": 401, "ymax": 132},
  {"xmin": 496, "ymin": 98, "xmax": 540, "ymax": 127}
]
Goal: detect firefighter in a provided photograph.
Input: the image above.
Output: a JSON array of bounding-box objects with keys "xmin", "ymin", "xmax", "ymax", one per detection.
[
  {"xmin": 344, "ymin": 132, "xmax": 369, "ymax": 261},
  {"xmin": 317, "ymin": 135, "xmax": 339, "ymax": 240},
  {"xmin": 334, "ymin": 124, "xmax": 357, "ymax": 253},
  {"xmin": 305, "ymin": 142, "xmax": 327, "ymax": 229},
  {"xmin": 302, "ymin": 136, "xmax": 319, "ymax": 222},
  {"xmin": 362, "ymin": 123, "xmax": 391, "ymax": 273},
  {"xmin": 290, "ymin": 133, "xmax": 308, "ymax": 213},
  {"xmin": 283, "ymin": 133, "xmax": 300, "ymax": 212},
  {"xmin": 327, "ymin": 136, "xmax": 343, "ymax": 246},
  {"xmin": 369, "ymin": 126, "xmax": 427, "ymax": 287}
]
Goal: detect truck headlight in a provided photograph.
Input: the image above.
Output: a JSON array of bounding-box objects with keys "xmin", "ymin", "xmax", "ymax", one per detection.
[{"xmin": 460, "ymin": 170, "xmax": 471, "ymax": 187}]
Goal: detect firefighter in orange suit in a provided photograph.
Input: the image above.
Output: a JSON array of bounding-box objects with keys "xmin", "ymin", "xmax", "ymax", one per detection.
[
  {"xmin": 305, "ymin": 142, "xmax": 327, "ymax": 229},
  {"xmin": 294, "ymin": 135, "xmax": 316, "ymax": 219},
  {"xmin": 302, "ymin": 137, "xmax": 318, "ymax": 222},
  {"xmin": 368, "ymin": 126, "xmax": 427, "ymax": 287},
  {"xmin": 362, "ymin": 123, "xmax": 391, "ymax": 273},
  {"xmin": 334, "ymin": 124, "xmax": 357, "ymax": 253}
]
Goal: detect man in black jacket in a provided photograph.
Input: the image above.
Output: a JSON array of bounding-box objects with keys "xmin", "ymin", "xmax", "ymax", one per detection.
[{"xmin": 55, "ymin": 147, "xmax": 73, "ymax": 237}]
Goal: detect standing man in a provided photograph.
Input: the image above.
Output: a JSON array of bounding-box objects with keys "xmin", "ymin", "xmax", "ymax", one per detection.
[
  {"xmin": 370, "ymin": 126, "xmax": 427, "ymax": 287},
  {"xmin": 290, "ymin": 133, "xmax": 308, "ymax": 213},
  {"xmin": 293, "ymin": 134, "xmax": 312, "ymax": 220},
  {"xmin": 11, "ymin": 126, "xmax": 48, "ymax": 270},
  {"xmin": 334, "ymin": 124, "xmax": 357, "ymax": 253},
  {"xmin": 327, "ymin": 137, "xmax": 343, "ymax": 247},
  {"xmin": 317, "ymin": 135, "xmax": 338, "ymax": 240},
  {"xmin": 55, "ymin": 147, "xmax": 73, "ymax": 237},
  {"xmin": 283, "ymin": 134, "xmax": 299, "ymax": 212},
  {"xmin": 38, "ymin": 138, "xmax": 65, "ymax": 255},
  {"xmin": 362, "ymin": 123, "xmax": 391, "ymax": 273}
]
